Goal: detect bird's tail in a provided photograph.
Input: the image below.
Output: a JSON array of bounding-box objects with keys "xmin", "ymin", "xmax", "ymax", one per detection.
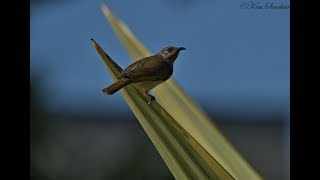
[{"xmin": 102, "ymin": 79, "xmax": 131, "ymax": 95}]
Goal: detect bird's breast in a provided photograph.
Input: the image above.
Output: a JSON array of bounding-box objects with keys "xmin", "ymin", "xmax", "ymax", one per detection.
[{"xmin": 159, "ymin": 62, "xmax": 173, "ymax": 80}]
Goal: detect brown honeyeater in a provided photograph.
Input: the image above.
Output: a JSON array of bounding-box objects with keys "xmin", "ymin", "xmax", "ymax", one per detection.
[{"xmin": 103, "ymin": 46, "xmax": 186, "ymax": 104}]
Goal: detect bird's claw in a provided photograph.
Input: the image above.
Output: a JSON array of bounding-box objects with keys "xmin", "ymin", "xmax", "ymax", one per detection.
[{"xmin": 147, "ymin": 94, "xmax": 155, "ymax": 105}]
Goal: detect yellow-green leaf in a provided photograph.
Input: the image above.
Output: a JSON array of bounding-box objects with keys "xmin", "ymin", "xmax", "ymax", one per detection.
[
  {"xmin": 101, "ymin": 4, "xmax": 262, "ymax": 180},
  {"xmin": 92, "ymin": 39, "xmax": 234, "ymax": 179}
]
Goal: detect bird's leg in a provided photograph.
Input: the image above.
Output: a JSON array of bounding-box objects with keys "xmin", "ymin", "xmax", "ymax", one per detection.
[{"xmin": 146, "ymin": 91, "xmax": 155, "ymax": 105}]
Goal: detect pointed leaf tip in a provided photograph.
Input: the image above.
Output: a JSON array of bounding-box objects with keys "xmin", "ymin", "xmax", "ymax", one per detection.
[
  {"xmin": 101, "ymin": 4, "xmax": 111, "ymax": 16},
  {"xmin": 91, "ymin": 38, "xmax": 97, "ymax": 44},
  {"xmin": 91, "ymin": 39, "xmax": 100, "ymax": 50}
]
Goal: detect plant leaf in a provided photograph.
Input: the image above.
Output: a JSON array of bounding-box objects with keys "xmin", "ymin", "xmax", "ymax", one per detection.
[
  {"xmin": 101, "ymin": 4, "xmax": 262, "ymax": 180},
  {"xmin": 92, "ymin": 39, "xmax": 234, "ymax": 179}
]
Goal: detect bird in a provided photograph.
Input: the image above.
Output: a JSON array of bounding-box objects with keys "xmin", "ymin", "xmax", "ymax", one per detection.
[{"xmin": 103, "ymin": 46, "xmax": 186, "ymax": 104}]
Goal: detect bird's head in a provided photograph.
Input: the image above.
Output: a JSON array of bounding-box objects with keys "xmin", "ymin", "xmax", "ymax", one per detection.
[{"xmin": 158, "ymin": 46, "xmax": 186, "ymax": 63}]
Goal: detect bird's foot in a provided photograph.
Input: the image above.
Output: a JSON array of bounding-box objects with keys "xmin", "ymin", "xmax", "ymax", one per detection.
[{"xmin": 147, "ymin": 94, "xmax": 156, "ymax": 105}]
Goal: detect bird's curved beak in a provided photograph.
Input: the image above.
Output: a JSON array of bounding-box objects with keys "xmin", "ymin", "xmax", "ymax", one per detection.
[{"xmin": 178, "ymin": 47, "xmax": 186, "ymax": 51}]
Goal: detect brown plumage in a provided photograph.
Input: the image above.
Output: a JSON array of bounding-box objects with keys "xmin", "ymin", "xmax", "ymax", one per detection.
[
  {"xmin": 103, "ymin": 46, "xmax": 186, "ymax": 103},
  {"xmin": 103, "ymin": 78, "xmax": 131, "ymax": 95}
]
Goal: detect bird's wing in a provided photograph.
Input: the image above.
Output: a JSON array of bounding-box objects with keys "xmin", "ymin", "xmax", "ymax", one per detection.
[{"xmin": 119, "ymin": 56, "xmax": 167, "ymax": 82}]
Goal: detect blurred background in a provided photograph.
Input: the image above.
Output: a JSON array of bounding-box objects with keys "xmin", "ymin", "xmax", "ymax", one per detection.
[{"xmin": 31, "ymin": 0, "xmax": 290, "ymax": 179}]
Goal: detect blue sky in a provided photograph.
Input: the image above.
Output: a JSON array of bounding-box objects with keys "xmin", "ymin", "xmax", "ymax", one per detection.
[{"xmin": 31, "ymin": 0, "xmax": 290, "ymax": 121}]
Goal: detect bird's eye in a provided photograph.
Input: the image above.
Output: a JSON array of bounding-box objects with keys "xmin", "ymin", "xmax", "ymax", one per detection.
[{"xmin": 163, "ymin": 50, "xmax": 169, "ymax": 54}]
